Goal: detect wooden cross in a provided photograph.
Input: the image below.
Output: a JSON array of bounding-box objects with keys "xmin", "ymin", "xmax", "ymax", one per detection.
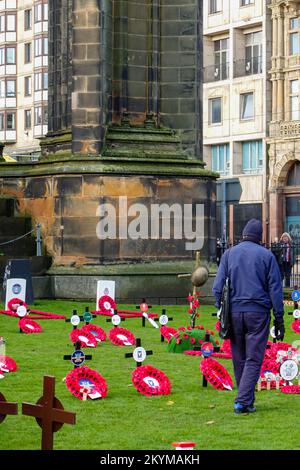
[
  {"xmin": 0, "ymin": 391, "xmax": 18, "ymax": 424},
  {"xmin": 64, "ymin": 341, "xmax": 92, "ymax": 369},
  {"xmin": 65, "ymin": 308, "xmax": 96, "ymax": 328},
  {"xmin": 136, "ymin": 299, "xmax": 153, "ymax": 327},
  {"xmin": 22, "ymin": 375, "xmax": 76, "ymax": 450},
  {"xmin": 153, "ymin": 309, "xmax": 174, "ymax": 342},
  {"xmin": 125, "ymin": 338, "xmax": 153, "ymax": 367}
]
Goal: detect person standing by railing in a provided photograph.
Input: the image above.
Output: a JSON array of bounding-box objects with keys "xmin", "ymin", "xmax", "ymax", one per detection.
[{"xmin": 278, "ymin": 232, "xmax": 294, "ymax": 288}]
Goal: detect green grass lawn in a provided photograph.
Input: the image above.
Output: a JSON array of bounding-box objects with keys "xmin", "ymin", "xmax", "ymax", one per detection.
[{"xmin": 0, "ymin": 300, "xmax": 300, "ymax": 450}]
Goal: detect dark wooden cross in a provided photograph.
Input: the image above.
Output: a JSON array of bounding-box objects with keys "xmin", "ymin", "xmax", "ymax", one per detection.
[
  {"xmin": 66, "ymin": 308, "xmax": 96, "ymax": 328},
  {"xmin": 22, "ymin": 375, "xmax": 76, "ymax": 450},
  {"xmin": 193, "ymin": 332, "xmax": 220, "ymax": 388},
  {"xmin": 64, "ymin": 341, "xmax": 92, "ymax": 369},
  {"xmin": 136, "ymin": 299, "xmax": 153, "ymax": 327},
  {"xmin": 0, "ymin": 391, "xmax": 18, "ymax": 424},
  {"xmin": 153, "ymin": 309, "xmax": 174, "ymax": 342},
  {"xmin": 125, "ymin": 338, "xmax": 153, "ymax": 367}
]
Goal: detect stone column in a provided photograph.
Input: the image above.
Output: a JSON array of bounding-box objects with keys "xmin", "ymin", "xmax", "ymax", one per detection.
[
  {"xmin": 277, "ymin": 73, "xmax": 284, "ymax": 121},
  {"xmin": 72, "ymin": 0, "xmax": 110, "ymax": 154},
  {"xmin": 269, "ymin": 189, "xmax": 284, "ymax": 240},
  {"xmin": 272, "ymin": 78, "xmax": 277, "ymax": 120}
]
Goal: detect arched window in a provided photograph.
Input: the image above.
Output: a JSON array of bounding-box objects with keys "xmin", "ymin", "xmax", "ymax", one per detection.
[{"xmin": 287, "ymin": 161, "xmax": 300, "ymax": 186}]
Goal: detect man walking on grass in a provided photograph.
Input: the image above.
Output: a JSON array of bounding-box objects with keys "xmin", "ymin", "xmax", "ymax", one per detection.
[{"xmin": 213, "ymin": 219, "xmax": 284, "ymax": 414}]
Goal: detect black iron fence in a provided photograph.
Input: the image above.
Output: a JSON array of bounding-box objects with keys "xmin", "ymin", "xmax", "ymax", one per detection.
[
  {"xmin": 216, "ymin": 240, "xmax": 300, "ymax": 288},
  {"xmin": 233, "ymin": 56, "xmax": 263, "ymax": 78}
]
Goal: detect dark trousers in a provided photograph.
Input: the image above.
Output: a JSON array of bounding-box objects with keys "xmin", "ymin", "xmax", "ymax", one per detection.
[
  {"xmin": 230, "ymin": 311, "xmax": 270, "ymax": 407},
  {"xmin": 280, "ymin": 262, "xmax": 292, "ymax": 288}
]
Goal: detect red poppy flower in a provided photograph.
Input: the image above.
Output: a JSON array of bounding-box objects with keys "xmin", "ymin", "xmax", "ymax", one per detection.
[
  {"xmin": 182, "ymin": 333, "xmax": 189, "ymax": 339},
  {"xmin": 190, "ymin": 338, "xmax": 196, "ymax": 345},
  {"xmin": 188, "ymin": 309, "xmax": 193, "ymax": 314},
  {"xmin": 187, "ymin": 295, "xmax": 194, "ymax": 302},
  {"xmin": 192, "ymin": 300, "xmax": 200, "ymax": 308}
]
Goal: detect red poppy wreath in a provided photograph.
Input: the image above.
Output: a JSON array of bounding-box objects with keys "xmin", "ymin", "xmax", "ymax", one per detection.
[
  {"xmin": 81, "ymin": 324, "xmax": 107, "ymax": 342},
  {"xmin": 131, "ymin": 364, "xmax": 171, "ymax": 396},
  {"xmin": 160, "ymin": 326, "xmax": 177, "ymax": 342},
  {"xmin": 109, "ymin": 327, "xmax": 136, "ymax": 346},
  {"xmin": 65, "ymin": 366, "xmax": 108, "ymax": 400},
  {"xmin": 0, "ymin": 355, "xmax": 17, "ymax": 373},
  {"xmin": 98, "ymin": 295, "xmax": 116, "ymax": 314},
  {"xmin": 18, "ymin": 317, "xmax": 42, "ymax": 334},
  {"xmin": 69, "ymin": 328, "xmax": 97, "ymax": 348},
  {"xmin": 8, "ymin": 297, "xmax": 28, "ymax": 312},
  {"xmin": 200, "ymin": 357, "xmax": 233, "ymax": 391}
]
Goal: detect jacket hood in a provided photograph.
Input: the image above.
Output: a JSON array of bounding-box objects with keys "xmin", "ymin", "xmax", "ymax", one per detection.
[{"xmin": 242, "ymin": 219, "xmax": 262, "ymax": 243}]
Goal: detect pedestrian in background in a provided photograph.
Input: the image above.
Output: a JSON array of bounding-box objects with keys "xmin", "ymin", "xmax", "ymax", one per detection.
[
  {"xmin": 279, "ymin": 232, "xmax": 294, "ymax": 288},
  {"xmin": 213, "ymin": 219, "xmax": 284, "ymax": 414}
]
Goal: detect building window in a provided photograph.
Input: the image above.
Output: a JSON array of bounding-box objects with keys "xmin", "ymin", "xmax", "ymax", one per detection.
[
  {"xmin": 34, "ymin": 106, "xmax": 48, "ymax": 126},
  {"xmin": 241, "ymin": 0, "xmax": 254, "ymax": 6},
  {"xmin": 25, "ymin": 76, "xmax": 31, "ymax": 96},
  {"xmin": 0, "ymin": 80, "xmax": 4, "ymax": 98},
  {"xmin": 6, "ymin": 112, "xmax": 15, "ymax": 130},
  {"xmin": 43, "ymin": 107, "xmax": 48, "ymax": 124},
  {"xmin": 242, "ymin": 140, "xmax": 263, "ymax": 174},
  {"xmin": 24, "ymin": 9, "xmax": 32, "ymax": 30},
  {"xmin": 35, "ymin": 37, "xmax": 48, "ymax": 57},
  {"xmin": 24, "ymin": 43, "xmax": 31, "ymax": 63},
  {"xmin": 43, "ymin": 3, "xmax": 48, "ymax": 21},
  {"xmin": 6, "ymin": 46, "xmax": 16, "ymax": 64},
  {"xmin": 43, "ymin": 71, "xmax": 48, "ymax": 89},
  {"xmin": 209, "ymin": 97, "xmax": 222, "ymax": 124},
  {"xmin": 212, "ymin": 144, "xmax": 229, "ymax": 175},
  {"xmin": 290, "ymin": 79, "xmax": 299, "ymax": 121},
  {"xmin": 214, "ymin": 38, "xmax": 229, "ymax": 80},
  {"xmin": 209, "ymin": 0, "xmax": 222, "ymax": 14},
  {"xmin": 0, "ymin": 48, "xmax": 4, "ymax": 65},
  {"xmin": 245, "ymin": 31, "xmax": 262, "ymax": 74},
  {"xmin": 0, "ymin": 113, "xmax": 4, "ymax": 131},
  {"xmin": 0, "ymin": 16, "xmax": 4, "ymax": 33},
  {"xmin": 35, "ymin": 2, "xmax": 48, "ymax": 23},
  {"xmin": 6, "ymin": 14, "xmax": 16, "ymax": 32},
  {"xmin": 35, "ymin": 3, "xmax": 42, "ymax": 23},
  {"xmin": 290, "ymin": 19, "xmax": 299, "ymax": 55},
  {"xmin": 24, "ymin": 109, "xmax": 31, "ymax": 129},
  {"xmin": 240, "ymin": 92, "xmax": 254, "ymax": 120},
  {"xmin": 6, "ymin": 79, "xmax": 15, "ymax": 97},
  {"xmin": 43, "ymin": 37, "xmax": 48, "ymax": 55},
  {"xmin": 34, "ymin": 72, "xmax": 42, "ymax": 91}
]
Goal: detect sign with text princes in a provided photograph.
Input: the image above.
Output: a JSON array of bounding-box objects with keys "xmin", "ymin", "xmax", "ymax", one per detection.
[{"xmin": 96, "ymin": 280, "xmax": 115, "ymax": 313}]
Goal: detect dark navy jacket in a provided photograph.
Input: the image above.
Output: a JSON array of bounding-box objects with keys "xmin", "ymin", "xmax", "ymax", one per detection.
[{"xmin": 212, "ymin": 241, "xmax": 284, "ymax": 319}]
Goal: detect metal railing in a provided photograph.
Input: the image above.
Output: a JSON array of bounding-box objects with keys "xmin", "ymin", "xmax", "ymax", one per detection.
[
  {"xmin": 216, "ymin": 239, "xmax": 300, "ymax": 288},
  {"xmin": 233, "ymin": 56, "xmax": 262, "ymax": 78},
  {"xmin": 204, "ymin": 63, "xmax": 229, "ymax": 83}
]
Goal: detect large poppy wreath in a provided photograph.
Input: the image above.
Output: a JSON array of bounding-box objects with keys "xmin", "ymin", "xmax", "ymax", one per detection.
[
  {"xmin": 65, "ymin": 366, "xmax": 108, "ymax": 400},
  {"xmin": 200, "ymin": 357, "xmax": 233, "ymax": 391},
  {"xmin": 131, "ymin": 364, "xmax": 171, "ymax": 396},
  {"xmin": 98, "ymin": 295, "xmax": 116, "ymax": 314},
  {"xmin": 0, "ymin": 355, "xmax": 17, "ymax": 373},
  {"xmin": 81, "ymin": 324, "xmax": 107, "ymax": 343},
  {"xmin": 69, "ymin": 328, "xmax": 97, "ymax": 348},
  {"xmin": 8, "ymin": 297, "xmax": 28, "ymax": 312},
  {"xmin": 18, "ymin": 317, "xmax": 42, "ymax": 334},
  {"xmin": 160, "ymin": 326, "xmax": 177, "ymax": 342},
  {"xmin": 109, "ymin": 327, "xmax": 136, "ymax": 346}
]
